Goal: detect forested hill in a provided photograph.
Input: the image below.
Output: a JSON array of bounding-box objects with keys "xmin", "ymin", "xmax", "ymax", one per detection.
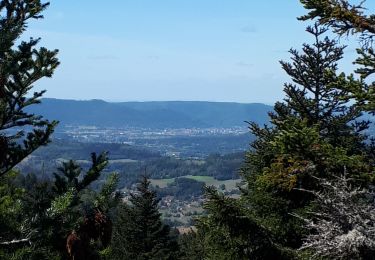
[{"xmin": 28, "ymin": 98, "xmax": 272, "ymax": 128}]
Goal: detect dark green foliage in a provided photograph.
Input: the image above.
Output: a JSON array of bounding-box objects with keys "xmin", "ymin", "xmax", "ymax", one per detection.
[
  {"xmin": 300, "ymin": 0, "xmax": 375, "ymax": 114},
  {"xmin": 114, "ymin": 150, "xmax": 243, "ymax": 182},
  {"xmin": 299, "ymin": 0, "xmax": 375, "ymax": 38},
  {"xmin": 156, "ymin": 177, "xmax": 205, "ymax": 200},
  {"xmin": 276, "ymin": 24, "xmax": 367, "ymax": 151},
  {"xmin": 0, "ymin": 151, "xmax": 119, "ymax": 259},
  {"xmin": 34, "ymin": 139, "xmax": 160, "ymax": 161},
  {"xmin": 178, "ymin": 230, "xmax": 205, "ymax": 260},
  {"xmin": 0, "ymin": 1, "xmax": 146, "ymax": 259},
  {"xmin": 0, "ymin": 170, "xmax": 23, "ymax": 247},
  {"xmin": 110, "ymin": 176, "xmax": 179, "ymax": 260},
  {"xmin": 10, "ymin": 153, "xmax": 118, "ymax": 259},
  {"xmin": 18, "ymin": 139, "xmax": 245, "ymax": 189},
  {"xmin": 197, "ymin": 186, "xmax": 290, "ymax": 260},
  {"xmin": 78, "ymin": 153, "xmax": 109, "ymax": 191},
  {"xmin": 0, "ymin": 0, "xmax": 59, "ymax": 176},
  {"xmin": 240, "ymin": 24, "xmax": 373, "ymax": 251},
  {"xmin": 199, "ymin": 20, "xmax": 374, "ymax": 259}
]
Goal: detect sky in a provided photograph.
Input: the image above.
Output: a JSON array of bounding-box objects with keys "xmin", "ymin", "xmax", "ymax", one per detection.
[{"xmin": 23, "ymin": 0, "xmax": 375, "ymax": 104}]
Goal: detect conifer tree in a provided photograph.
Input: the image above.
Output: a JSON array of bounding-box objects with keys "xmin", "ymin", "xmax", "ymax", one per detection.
[
  {"xmin": 240, "ymin": 24, "xmax": 371, "ymax": 250},
  {"xmin": 274, "ymin": 24, "xmax": 368, "ymax": 153},
  {"xmin": 178, "ymin": 229, "xmax": 205, "ymax": 260},
  {"xmin": 0, "ymin": 0, "xmax": 59, "ymax": 176},
  {"xmin": 110, "ymin": 176, "xmax": 179, "ymax": 260},
  {"xmin": 2, "ymin": 153, "xmax": 119, "ymax": 259},
  {"xmin": 299, "ymin": 0, "xmax": 375, "ymax": 114},
  {"xmin": 296, "ymin": 172, "xmax": 375, "ymax": 259},
  {"xmin": 0, "ymin": 1, "xmax": 121, "ymax": 259},
  {"xmin": 299, "ymin": 0, "xmax": 375, "ymax": 40},
  {"xmin": 0, "ymin": 170, "xmax": 24, "ymax": 251},
  {"xmin": 197, "ymin": 186, "xmax": 288, "ymax": 260},
  {"xmin": 200, "ymin": 23, "xmax": 373, "ymax": 258}
]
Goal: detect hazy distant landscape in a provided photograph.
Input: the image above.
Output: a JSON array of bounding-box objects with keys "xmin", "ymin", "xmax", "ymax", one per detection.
[
  {"xmin": 18, "ymin": 99, "xmax": 270, "ymax": 227},
  {"xmin": 20, "ymin": 99, "xmax": 265, "ymax": 188},
  {"xmin": 29, "ymin": 98, "xmax": 272, "ymax": 128},
  {"xmin": 26, "ymin": 98, "xmax": 272, "ymax": 157}
]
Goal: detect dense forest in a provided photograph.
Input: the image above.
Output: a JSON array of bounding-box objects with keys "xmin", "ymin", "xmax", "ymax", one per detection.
[
  {"xmin": 16, "ymin": 139, "xmax": 244, "ymax": 188},
  {"xmin": 1, "ymin": 0, "xmax": 375, "ymax": 259}
]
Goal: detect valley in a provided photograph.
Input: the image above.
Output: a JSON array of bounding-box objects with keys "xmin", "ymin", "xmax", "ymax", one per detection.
[{"xmin": 21, "ymin": 99, "xmax": 268, "ymax": 211}]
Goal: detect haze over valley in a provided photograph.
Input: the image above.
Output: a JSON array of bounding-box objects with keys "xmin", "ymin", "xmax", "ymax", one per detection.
[{"xmin": 27, "ymin": 98, "xmax": 271, "ymax": 156}]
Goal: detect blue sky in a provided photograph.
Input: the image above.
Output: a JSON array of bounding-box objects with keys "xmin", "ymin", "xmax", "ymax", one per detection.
[{"xmin": 24, "ymin": 0, "xmax": 374, "ymax": 104}]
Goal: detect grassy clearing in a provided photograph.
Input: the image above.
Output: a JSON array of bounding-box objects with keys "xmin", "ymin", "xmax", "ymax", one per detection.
[
  {"xmin": 150, "ymin": 175, "xmax": 241, "ymax": 191},
  {"xmin": 109, "ymin": 159, "xmax": 138, "ymax": 163},
  {"xmin": 57, "ymin": 158, "xmax": 91, "ymax": 164},
  {"xmin": 56, "ymin": 158, "xmax": 138, "ymax": 164},
  {"xmin": 150, "ymin": 178, "xmax": 175, "ymax": 188}
]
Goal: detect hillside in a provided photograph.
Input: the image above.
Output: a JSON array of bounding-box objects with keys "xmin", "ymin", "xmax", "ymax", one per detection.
[{"xmin": 28, "ymin": 98, "xmax": 272, "ymax": 128}]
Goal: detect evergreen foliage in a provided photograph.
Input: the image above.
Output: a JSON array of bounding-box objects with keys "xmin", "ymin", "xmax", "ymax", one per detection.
[
  {"xmin": 299, "ymin": 0, "xmax": 375, "ymax": 38},
  {"xmin": 244, "ymin": 23, "xmax": 371, "ymax": 252},
  {"xmin": 199, "ymin": 12, "xmax": 374, "ymax": 260},
  {"xmin": 0, "ymin": 2, "xmax": 120, "ymax": 258},
  {"xmin": 300, "ymin": 0, "xmax": 375, "ymax": 114},
  {"xmin": 0, "ymin": 0, "xmax": 59, "ymax": 176},
  {"xmin": 0, "ymin": 170, "xmax": 24, "ymax": 250},
  {"xmin": 110, "ymin": 176, "xmax": 179, "ymax": 260},
  {"xmin": 197, "ymin": 186, "xmax": 289, "ymax": 260},
  {"xmin": 178, "ymin": 230, "xmax": 205, "ymax": 260},
  {"xmin": 0, "ymin": 154, "xmax": 119, "ymax": 259}
]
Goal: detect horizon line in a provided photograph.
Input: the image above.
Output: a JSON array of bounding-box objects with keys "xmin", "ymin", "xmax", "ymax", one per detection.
[{"xmin": 40, "ymin": 97, "xmax": 274, "ymax": 106}]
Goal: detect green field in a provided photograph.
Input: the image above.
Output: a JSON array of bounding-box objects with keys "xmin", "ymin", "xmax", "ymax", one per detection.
[
  {"xmin": 150, "ymin": 175, "xmax": 241, "ymax": 190},
  {"xmin": 150, "ymin": 178, "xmax": 175, "ymax": 188},
  {"xmin": 56, "ymin": 158, "xmax": 138, "ymax": 164},
  {"xmin": 109, "ymin": 159, "xmax": 138, "ymax": 163}
]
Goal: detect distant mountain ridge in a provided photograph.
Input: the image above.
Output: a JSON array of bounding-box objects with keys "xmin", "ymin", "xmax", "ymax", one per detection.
[{"xmin": 28, "ymin": 98, "xmax": 273, "ymax": 128}]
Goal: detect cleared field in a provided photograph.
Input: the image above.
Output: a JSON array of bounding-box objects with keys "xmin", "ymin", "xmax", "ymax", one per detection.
[
  {"xmin": 109, "ymin": 159, "xmax": 138, "ymax": 163},
  {"xmin": 150, "ymin": 175, "xmax": 241, "ymax": 190},
  {"xmin": 150, "ymin": 178, "xmax": 175, "ymax": 188},
  {"xmin": 184, "ymin": 175, "xmax": 214, "ymax": 182},
  {"xmin": 56, "ymin": 158, "xmax": 91, "ymax": 164},
  {"xmin": 56, "ymin": 158, "xmax": 137, "ymax": 164}
]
